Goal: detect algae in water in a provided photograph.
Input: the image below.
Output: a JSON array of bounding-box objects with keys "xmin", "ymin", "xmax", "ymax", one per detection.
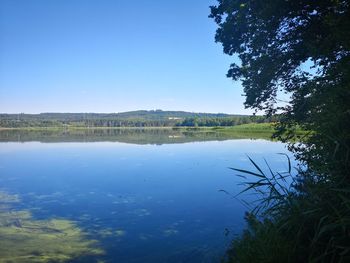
[{"xmin": 0, "ymin": 191, "xmax": 104, "ymax": 263}]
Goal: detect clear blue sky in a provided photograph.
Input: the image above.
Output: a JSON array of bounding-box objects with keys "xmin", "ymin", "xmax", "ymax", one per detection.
[{"xmin": 0, "ymin": 0, "xmax": 250, "ymax": 114}]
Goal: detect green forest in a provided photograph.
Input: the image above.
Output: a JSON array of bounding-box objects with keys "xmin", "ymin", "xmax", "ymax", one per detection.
[{"xmin": 0, "ymin": 110, "xmax": 274, "ymax": 128}]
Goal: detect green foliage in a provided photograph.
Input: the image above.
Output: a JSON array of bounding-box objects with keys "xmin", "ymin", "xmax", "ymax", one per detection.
[
  {"xmin": 226, "ymin": 213, "xmax": 294, "ymax": 263},
  {"xmin": 0, "ymin": 111, "xmax": 271, "ymax": 128},
  {"xmin": 210, "ymin": 0, "xmax": 350, "ymax": 178},
  {"xmin": 226, "ymin": 158, "xmax": 350, "ymax": 262},
  {"xmin": 225, "ymin": 123, "xmax": 275, "ymax": 132},
  {"xmin": 176, "ymin": 115, "xmax": 275, "ymax": 127},
  {"xmin": 211, "ymin": 1, "xmax": 350, "ymax": 262}
]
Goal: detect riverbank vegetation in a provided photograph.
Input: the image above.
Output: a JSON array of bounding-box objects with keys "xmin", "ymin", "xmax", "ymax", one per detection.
[
  {"xmin": 210, "ymin": 0, "xmax": 350, "ymax": 262},
  {"xmin": 0, "ymin": 110, "xmax": 275, "ymax": 128}
]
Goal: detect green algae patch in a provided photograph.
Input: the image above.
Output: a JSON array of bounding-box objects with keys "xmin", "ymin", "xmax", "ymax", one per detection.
[
  {"xmin": 0, "ymin": 191, "xmax": 104, "ymax": 263},
  {"xmin": 95, "ymin": 228, "xmax": 126, "ymax": 239}
]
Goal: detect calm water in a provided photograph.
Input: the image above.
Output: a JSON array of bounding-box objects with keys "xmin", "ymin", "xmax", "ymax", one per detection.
[{"xmin": 0, "ymin": 130, "xmax": 295, "ymax": 263}]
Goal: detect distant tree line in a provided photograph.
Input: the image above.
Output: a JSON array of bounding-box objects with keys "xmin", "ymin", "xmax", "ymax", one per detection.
[
  {"xmin": 0, "ymin": 118, "xmax": 178, "ymax": 128},
  {"xmin": 176, "ymin": 115, "xmax": 275, "ymax": 127},
  {"xmin": 0, "ymin": 111, "xmax": 273, "ymax": 128}
]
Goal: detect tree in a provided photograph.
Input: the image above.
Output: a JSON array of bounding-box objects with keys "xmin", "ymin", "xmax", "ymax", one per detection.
[
  {"xmin": 210, "ymin": 1, "xmax": 350, "ymax": 261},
  {"xmin": 210, "ymin": 0, "xmax": 350, "ymax": 179}
]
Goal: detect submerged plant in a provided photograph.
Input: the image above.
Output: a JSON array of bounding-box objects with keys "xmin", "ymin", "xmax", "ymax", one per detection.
[{"xmin": 0, "ymin": 191, "xmax": 104, "ymax": 263}]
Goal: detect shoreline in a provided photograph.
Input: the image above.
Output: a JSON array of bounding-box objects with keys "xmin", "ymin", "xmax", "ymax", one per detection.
[{"xmin": 0, "ymin": 123, "xmax": 276, "ymax": 133}]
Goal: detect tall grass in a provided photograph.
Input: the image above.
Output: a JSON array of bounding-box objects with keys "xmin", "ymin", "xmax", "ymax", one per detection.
[{"xmin": 224, "ymin": 156, "xmax": 350, "ymax": 262}]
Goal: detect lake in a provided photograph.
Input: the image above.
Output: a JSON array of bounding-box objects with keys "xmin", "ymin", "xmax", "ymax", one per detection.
[{"xmin": 0, "ymin": 129, "xmax": 295, "ymax": 263}]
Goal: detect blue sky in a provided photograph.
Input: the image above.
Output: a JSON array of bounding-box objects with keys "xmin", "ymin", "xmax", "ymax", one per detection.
[{"xmin": 0, "ymin": 0, "xmax": 250, "ymax": 114}]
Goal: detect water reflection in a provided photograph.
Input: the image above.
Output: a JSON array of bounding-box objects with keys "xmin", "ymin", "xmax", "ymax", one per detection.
[{"xmin": 0, "ymin": 128, "xmax": 272, "ymax": 144}]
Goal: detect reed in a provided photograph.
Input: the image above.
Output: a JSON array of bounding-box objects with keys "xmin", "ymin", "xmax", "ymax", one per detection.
[{"xmin": 225, "ymin": 156, "xmax": 350, "ymax": 262}]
